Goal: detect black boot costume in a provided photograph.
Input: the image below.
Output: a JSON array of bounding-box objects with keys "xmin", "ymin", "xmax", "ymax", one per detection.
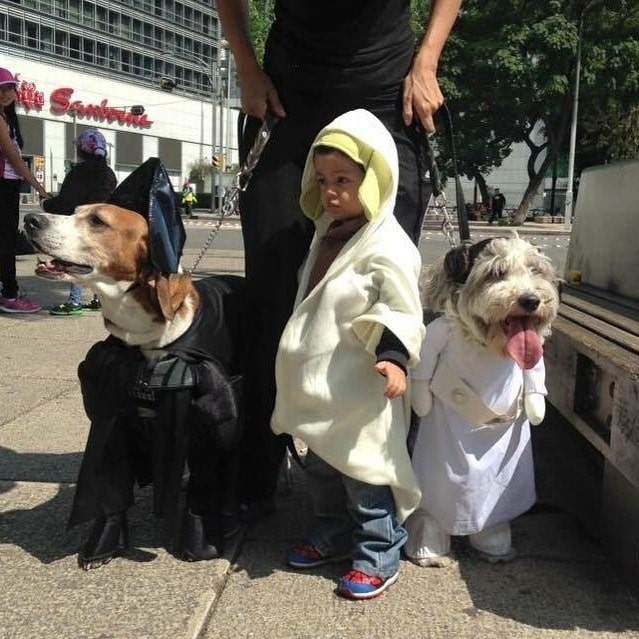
[{"xmin": 67, "ymin": 159, "xmax": 245, "ymax": 568}]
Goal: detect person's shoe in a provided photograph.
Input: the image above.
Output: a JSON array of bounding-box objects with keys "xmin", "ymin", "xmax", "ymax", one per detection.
[
  {"xmin": 82, "ymin": 298, "xmax": 102, "ymax": 311},
  {"xmin": 78, "ymin": 512, "xmax": 129, "ymax": 570},
  {"xmin": 286, "ymin": 541, "xmax": 349, "ymax": 569},
  {"xmin": 188, "ymin": 214, "xmax": 199, "ymax": 219},
  {"xmin": 336, "ymin": 569, "xmax": 399, "ymax": 600},
  {"xmin": 0, "ymin": 296, "xmax": 41, "ymax": 314},
  {"xmin": 49, "ymin": 302, "xmax": 84, "ymax": 316}
]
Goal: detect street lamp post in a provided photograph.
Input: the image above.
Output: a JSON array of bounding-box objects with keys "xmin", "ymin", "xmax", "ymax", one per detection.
[
  {"xmin": 162, "ymin": 49, "xmax": 219, "ymax": 215},
  {"xmin": 563, "ymin": 12, "xmax": 585, "ymax": 230}
]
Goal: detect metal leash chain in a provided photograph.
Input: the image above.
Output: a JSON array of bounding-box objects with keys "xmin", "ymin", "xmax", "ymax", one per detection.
[
  {"xmin": 432, "ymin": 191, "xmax": 458, "ymax": 248},
  {"xmin": 189, "ymin": 114, "xmax": 278, "ymax": 274}
]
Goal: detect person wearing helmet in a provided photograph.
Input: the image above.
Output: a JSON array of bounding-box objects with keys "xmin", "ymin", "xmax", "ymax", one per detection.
[{"xmin": 42, "ymin": 128, "xmax": 117, "ymax": 315}]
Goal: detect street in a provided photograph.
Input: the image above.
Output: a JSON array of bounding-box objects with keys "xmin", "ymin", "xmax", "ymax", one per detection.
[{"xmin": 182, "ymin": 218, "xmax": 571, "ymax": 276}]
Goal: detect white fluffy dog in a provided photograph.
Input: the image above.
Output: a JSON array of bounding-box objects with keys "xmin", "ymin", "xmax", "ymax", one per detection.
[{"xmin": 405, "ymin": 235, "xmax": 560, "ymax": 566}]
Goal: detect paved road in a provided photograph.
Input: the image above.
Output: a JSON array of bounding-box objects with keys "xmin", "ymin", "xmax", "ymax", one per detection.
[{"xmin": 181, "ymin": 219, "xmax": 571, "ymax": 276}]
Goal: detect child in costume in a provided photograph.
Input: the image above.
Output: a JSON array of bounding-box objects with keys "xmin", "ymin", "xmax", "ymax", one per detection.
[{"xmin": 271, "ymin": 109, "xmax": 425, "ymax": 600}]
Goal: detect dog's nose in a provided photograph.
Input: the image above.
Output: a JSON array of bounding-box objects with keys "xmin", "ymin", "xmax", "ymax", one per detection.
[
  {"xmin": 518, "ymin": 293, "xmax": 540, "ymax": 312},
  {"xmin": 24, "ymin": 213, "xmax": 49, "ymax": 232}
]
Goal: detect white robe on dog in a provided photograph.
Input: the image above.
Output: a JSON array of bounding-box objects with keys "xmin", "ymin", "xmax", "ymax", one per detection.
[
  {"xmin": 411, "ymin": 316, "xmax": 545, "ymax": 535},
  {"xmin": 271, "ymin": 109, "xmax": 424, "ymax": 523}
]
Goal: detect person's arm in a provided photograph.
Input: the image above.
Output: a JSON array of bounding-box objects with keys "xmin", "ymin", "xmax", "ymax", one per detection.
[
  {"xmin": 41, "ymin": 167, "xmax": 84, "ymax": 214},
  {"xmin": 402, "ymin": 0, "xmax": 463, "ymax": 131},
  {"xmin": 0, "ymin": 115, "xmax": 48, "ymax": 198},
  {"xmin": 374, "ymin": 329, "xmax": 410, "ymax": 399},
  {"xmin": 216, "ymin": 0, "xmax": 285, "ymax": 119}
]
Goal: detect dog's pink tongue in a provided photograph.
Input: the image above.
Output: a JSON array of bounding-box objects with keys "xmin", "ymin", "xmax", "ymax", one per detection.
[{"xmin": 504, "ymin": 317, "xmax": 542, "ymax": 369}]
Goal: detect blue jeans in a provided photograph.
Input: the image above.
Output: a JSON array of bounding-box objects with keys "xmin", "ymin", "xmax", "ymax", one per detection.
[
  {"xmin": 69, "ymin": 283, "xmax": 83, "ymax": 305},
  {"xmin": 305, "ymin": 450, "xmax": 407, "ymax": 579}
]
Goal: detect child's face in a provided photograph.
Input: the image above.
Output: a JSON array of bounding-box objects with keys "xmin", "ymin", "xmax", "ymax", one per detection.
[
  {"xmin": 0, "ymin": 85, "xmax": 17, "ymax": 108},
  {"xmin": 313, "ymin": 151, "xmax": 365, "ymax": 221}
]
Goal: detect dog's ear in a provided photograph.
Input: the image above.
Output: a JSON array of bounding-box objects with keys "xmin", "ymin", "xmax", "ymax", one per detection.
[
  {"xmin": 151, "ymin": 271, "xmax": 194, "ymax": 321},
  {"xmin": 444, "ymin": 244, "xmax": 473, "ymax": 284},
  {"xmin": 444, "ymin": 238, "xmax": 494, "ymax": 284}
]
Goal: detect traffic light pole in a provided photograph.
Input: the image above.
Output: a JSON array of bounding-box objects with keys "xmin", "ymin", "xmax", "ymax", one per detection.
[{"xmin": 211, "ymin": 55, "xmax": 217, "ymax": 215}]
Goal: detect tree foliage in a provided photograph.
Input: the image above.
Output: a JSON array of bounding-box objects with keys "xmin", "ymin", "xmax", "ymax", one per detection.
[
  {"xmin": 241, "ymin": 1, "xmax": 639, "ymax": 217},
  {"xmin": 248, "ymin": 0, "xmax": 275, "ymax": 64},
  {"xmin": 439, "ymin": 0, "xmax": 639, "ymax": 218}
]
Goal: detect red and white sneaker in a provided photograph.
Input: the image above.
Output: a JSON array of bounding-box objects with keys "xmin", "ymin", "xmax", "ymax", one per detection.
[
  {"xmin": 0, "ymin": 296, "xmax": 41, "ymax": 314},
  {"xmin": 336, "ymin": 569, "xmax": 399, "ymax": 600}
]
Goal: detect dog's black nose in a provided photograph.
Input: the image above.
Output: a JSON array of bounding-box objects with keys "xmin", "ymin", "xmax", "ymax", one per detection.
[
  {"xmin": 518, "ymin": 293, "xmax": 540, "ymax": 312},
  {"xmin": 24, "ymin": 213, "xmax": 49, "ymax": 232}
]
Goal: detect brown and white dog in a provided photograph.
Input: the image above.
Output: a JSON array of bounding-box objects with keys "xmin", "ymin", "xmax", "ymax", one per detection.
[
  {"xmin": 26, "ymin": 204, "xmax": 197, "ymax": 355},
  {"xmin": 24, "ymin": 204, "xmax": 245, "ymax": 569}
]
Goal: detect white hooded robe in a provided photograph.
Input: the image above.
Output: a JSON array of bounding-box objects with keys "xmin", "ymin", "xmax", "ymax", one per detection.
[{"xmin": 270, "ymin": 109, "xmax": 425, "ymax": 523}]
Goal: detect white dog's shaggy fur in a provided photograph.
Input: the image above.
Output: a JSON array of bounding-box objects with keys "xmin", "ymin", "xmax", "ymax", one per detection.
[
  {"xmin": 405, "ymin": 234, "xmax": 560, "ymax": 567},
  {"xmin": 424, "ymin": 234, "xmax": 560, "ymax": 357}
]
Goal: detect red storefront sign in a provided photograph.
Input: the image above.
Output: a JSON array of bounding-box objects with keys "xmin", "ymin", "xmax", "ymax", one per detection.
[
  {"xmin": 15, "ymin": 81, "xmax": 153, "ymax": 129},
  {"xmin": 50, "ymin": 88, "xmax": 153, "ymax": 128},
  {"xmin": 16, "ymin": 81, "xmax": 45, "ymax": 110}
]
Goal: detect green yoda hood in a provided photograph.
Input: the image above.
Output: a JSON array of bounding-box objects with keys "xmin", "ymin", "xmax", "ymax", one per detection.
[{"xmin": 299, "ymin": 109, "xmax": 398, "ymax": 224}]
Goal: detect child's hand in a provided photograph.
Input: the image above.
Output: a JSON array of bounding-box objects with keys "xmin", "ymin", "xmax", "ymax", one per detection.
[{"xmin": 375, "ymin": 361, "xmax": 407, "ymax": 399}]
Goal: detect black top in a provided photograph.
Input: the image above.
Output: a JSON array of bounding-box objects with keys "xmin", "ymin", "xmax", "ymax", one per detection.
[
  {"xmin": 42, "ymin": 158, "xmax": 116, "ymax": 215},
  {"xmin": 266, "ymin": 0, "xmax": 415, "ymax": 106}
]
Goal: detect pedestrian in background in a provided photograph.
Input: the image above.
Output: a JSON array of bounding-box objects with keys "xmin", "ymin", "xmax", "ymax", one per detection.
[
  {"xmin": 217, "ymin": 0, "xmax": 463, "ymax": 521},
  {"xmin": 181, "ymin": 181, "xmax": 198, "ymax": 219},
  {"xmin": 42, "ymin": 129, "xmax": 116, "ymax": 315},
  {"xmin": 0, "ymin": 67, "xmax": 49, "ymax": 314},
  {"xmin": 488, "ymin": 187, "xmax": 506, "ymax": 224}
]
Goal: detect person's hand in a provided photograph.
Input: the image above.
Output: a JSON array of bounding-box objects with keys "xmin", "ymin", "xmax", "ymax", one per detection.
[
  {"xmin": 37, "ymin": 189, "xmax": 51, "ymax": 200},
  {"xmin": 237, "ymin": 64, "xmax": 286, "ymax": 120},
  {"xmin": 402, "ymin": 58, "xmax": 445, "ymax": 132},
  {"xmin": 375, "ymin": 361, "xmax": 407, "ymax": 399}
]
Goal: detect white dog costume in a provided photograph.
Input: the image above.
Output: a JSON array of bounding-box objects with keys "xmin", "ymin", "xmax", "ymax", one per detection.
[{"xmin": 405, "ymin": 236, "xmax": 560, "ymax": 564}]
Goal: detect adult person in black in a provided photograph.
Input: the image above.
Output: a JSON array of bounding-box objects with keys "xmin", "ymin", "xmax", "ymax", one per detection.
[{"xmin": 217, "ymin": 0, "xmax": 463, "ymax": 520}]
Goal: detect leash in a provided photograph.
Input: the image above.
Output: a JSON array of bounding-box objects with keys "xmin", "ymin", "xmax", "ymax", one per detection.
[
  {"xmin": 420, "ymin": 104, "xmax": 470, "ymax": 247},
  {"xmin": 188, "ymin": 112, "xmax": 279, "ymax": 274}
]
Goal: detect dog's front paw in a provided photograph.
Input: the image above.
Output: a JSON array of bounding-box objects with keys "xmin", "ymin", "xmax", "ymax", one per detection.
[
  {"xmin": 525, "ymin": 393, "xmax": 545, "ymax": 425},
  {"xmin": 411, "ymin": 380, "xmax": 433, "ymax": 417}
]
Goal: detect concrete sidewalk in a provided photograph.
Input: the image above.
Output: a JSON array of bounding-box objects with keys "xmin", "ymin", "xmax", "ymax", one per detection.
[{"xmin": 2, "ymin": 249, "xmax": 638, "ymax": 639}]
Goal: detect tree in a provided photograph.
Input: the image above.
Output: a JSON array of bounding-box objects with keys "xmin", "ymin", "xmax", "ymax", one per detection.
[
  {"xmin": 439, "ymin": 0, "xmax": 639, "ymax": 221},
  {"xmin": 248, "ymin": 0, "xmax": 275, "ymax": 64}
]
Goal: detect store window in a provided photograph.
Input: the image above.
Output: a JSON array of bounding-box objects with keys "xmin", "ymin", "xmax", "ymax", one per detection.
[
  {"xmin": 158, "ymin": 137, "xmax": 181, "ymax": 173},
  {"xmin": 116, "ymin": 131, "xmax": 143, "ymax": 167},
  {"xmin": 26, "ymin": 21, "xmax": 38, "ymax": 49},
  {"xmin": 69, "ymin": 0, "xmax": 80, "ymax": 23},
  {"xmin": 83, "ymin": 2, "xmax": 95, "ymax": 28},
  {"xmin": 21, "ymin": 117, "xmax": 44, "ymax": 156},
  {"xmin": 83, "ymin": 38, "xmax": 94, "ymax": 64},
  {"xmin": 69, "ymin": 34, "xmax": 81, "ymax": 60},
  {"xmin": 41, "ymin": 25, "xmax": 54, "ymax": 53},
  {"xmin": 8, "ymin": 17, "xmax": 22, "ymax": 45},
  {"xmin": 55, "ymin": 29, "xmax": 67, "ymax": 56}
]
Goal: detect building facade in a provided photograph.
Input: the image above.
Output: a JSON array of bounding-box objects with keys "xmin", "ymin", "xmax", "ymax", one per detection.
[{"xmin": 1, "ymin": 0, "xmax": 238, "ymax": 197}]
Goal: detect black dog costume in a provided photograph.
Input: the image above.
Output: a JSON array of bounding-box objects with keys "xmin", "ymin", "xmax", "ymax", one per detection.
[{"xmin": 67, "ymin": 159, "xmax": 245, "ymax": 568}]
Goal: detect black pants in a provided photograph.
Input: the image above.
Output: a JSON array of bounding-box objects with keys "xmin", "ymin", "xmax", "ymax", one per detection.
[
  {"xmin": 488, "ymin": 208, "xmax": 504, "ymax": 223},
  {"xmin": 0, "ymin": 178, "xmax": 22, "ymax": 299},
  {"xmin": 236, "ymin": 96, "xmax": 432, "ymax": 505}
]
